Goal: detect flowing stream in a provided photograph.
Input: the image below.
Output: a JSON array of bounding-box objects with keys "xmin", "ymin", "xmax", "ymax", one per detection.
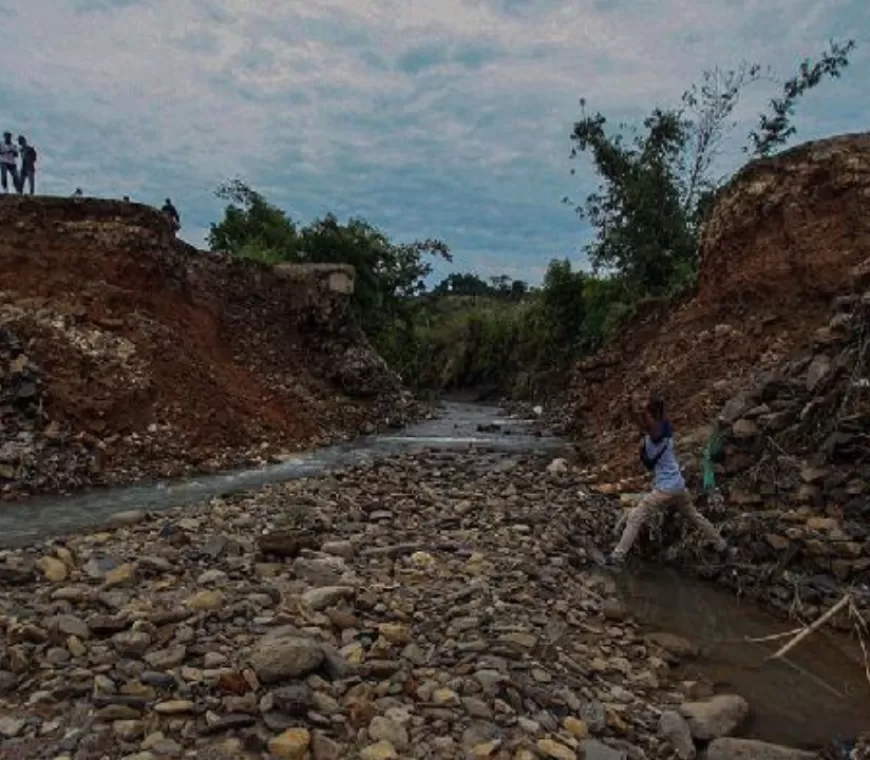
[{"xmin": 0, "ymin": 401, "xmax": 867, "ymax": 748}]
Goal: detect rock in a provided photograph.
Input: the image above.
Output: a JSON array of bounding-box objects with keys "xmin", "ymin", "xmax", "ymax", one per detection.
[
  {"xmin": 562, "ymin": 717, "xmax": 588, "ymax": 739},
  {"xmin": 153, "ymin": 700, "xmax": 195, "ymax": 714},
  {"xmin": 806, "ymin": 355, "xmax": 832, "ymax": 392},
  {"xmin": 113, "ymin": 630, "xmax": 152, "ymax": 656},
  {"xmin": 580, "ymin": 739, "xmax": 626, "ymax": 760},
  {"xmin": 258, "ymin": 530, "xmax": 319, "ymax": 558},
  {"xmin": 0, "ymin": 715, "xmax": 26, "ymax": 738},
  {"xmin": 360, "ymin": 740, "xmax": 398, "ymax": 760},
  {"xmin": 104, "ymin": 563, "xmax": 137, "ymax": 588},
  {"xmin": 547, "ymin": 458, "xmax": 569, "ymax": 474},
  {"xmin": 377, "ymin": 622, "xmax": 411, "ymax": 644},
  {"xmin": 302, "ymin": 585, "xmax": 355, "ymax": 611},
  {"xmin": 732, "ymin": 419, "xmax": 759, "ymax": 439},
  {"xmin": 107, "ymin": 510, "xmax": 147, "ymax": 528},
  {"xmin": 185, "ymin": 590, "xmax": 226, "ymax": 611},
  {"xmin": 320, "ymin": 540, "xmax": 355, "ymax": 560},
  {"xmin": 249, "ymin": 632, "xmax": 324, "ymax": 682},
  {"xmin": 267, "ymin": 727, "xmax": 312, "ymax": 760},
  {"xmin": 537, "ymin": 738, "xmax": 576, "ymax": 760},
  {"xmin": 48, "ymin": 614, "xmax": 90, "ymax": 640},
  {"xmin": 658, "ymin": 710, "xmax": 696, "ymax": 760},
  {"xmin": 311, "ymin": 731, "xmax": 343, "ymax": 760},
  {"xmin": 144, "ymin": 645, "xmax": 187, "ymax": 669},
  {"xmin": 679, "ymin": 694, "xmax": 749, "ymax": 740},
  {"xmin": 368, "ymin": 716, "xmax": 409, "ymax": 750},
  {"xmin": 706, "ymin": 739, "xmax": 816, "ymax": 760},
  {"xmin": 36, "ymin": 555, "xmax": 68, "ymax": 582},
  {"xmin": 645, "ymin": 632, "xmax": 699, "ymax": 660}
]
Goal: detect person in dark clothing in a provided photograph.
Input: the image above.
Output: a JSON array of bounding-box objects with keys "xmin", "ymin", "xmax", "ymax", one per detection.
[
  {"xmin": 16, "ymin": 136, "xmax": 36, "ymax": 195},
  {"xmin": 161, "ymin": 198, "xmax": 180, "ymax": 232},
  {"xmin": 0, "ymin": 132, "xmax": 19, "ymax": 193}
]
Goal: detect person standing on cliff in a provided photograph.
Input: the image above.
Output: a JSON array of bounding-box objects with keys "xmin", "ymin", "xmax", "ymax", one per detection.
[
  {"xmin": 603, "ymin": 394, "xmax": 728, "ymax": 568},
  {"xmin": 161, "ymin": 198, "xmax": 180, "ymax": 232},
  {"xmin": 0, "ymin": 132, "xmax": 19, "ymax": 194},
  {"xmin": 16, "ymin": 135, "xmax": 36, "ymax": 195}
]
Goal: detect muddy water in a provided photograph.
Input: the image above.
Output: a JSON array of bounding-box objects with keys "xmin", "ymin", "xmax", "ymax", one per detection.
[
  {"xmin": 0, "ymin": 402, "xmax": 867, "ymax": 747},
  {"xmin": 618, "ymin": 566, "xmax": 870, "ymax": 748}
]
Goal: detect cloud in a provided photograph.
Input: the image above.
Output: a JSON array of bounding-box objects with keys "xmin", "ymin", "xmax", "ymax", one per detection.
[{"xmin": 0, "ymin": 0, "xmax": 866, "ymax": 283}]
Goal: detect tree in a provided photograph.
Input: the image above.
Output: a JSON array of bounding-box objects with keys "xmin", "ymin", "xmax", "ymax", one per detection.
[
  {"xmin": 568, "ymin": 104, "xmax": 696, "ymax": 296},
  {"xmin": 540, "ymin": 259, "xmax": 587, "ymax": 351},
  {"xmin": 208, "ymin": 179, "xmax": 299, "ymax": 261},
  {"xmin": 433, "ymin": 273, "xmax": 493, "ymax": 297},
  {"xmin": 748, "ymin": 39, "xmax": 855, "ymax": 158}
]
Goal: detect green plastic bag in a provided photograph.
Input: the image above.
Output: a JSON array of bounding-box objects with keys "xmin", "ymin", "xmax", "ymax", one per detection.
[{"xmin": 702, "ymin": 425, "xmax": 723, "ymax": 492}]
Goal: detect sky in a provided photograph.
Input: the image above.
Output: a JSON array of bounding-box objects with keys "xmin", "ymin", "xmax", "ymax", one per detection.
[{"xmin": 0, "ymin": 0, "xmax": 867, "ymax": 285}]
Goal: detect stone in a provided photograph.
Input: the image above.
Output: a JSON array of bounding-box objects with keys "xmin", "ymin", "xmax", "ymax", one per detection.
[
  {"xmin": 562, "ymin": 717, "xmax": 588, "ymax": 739},
  {"xmin": 144, "ymin": 645, "xmax": 187, "ymax": 669},
  {"xmin": 368, "ymin": 716, "xmax": 408, "ymax": 750},
  {"xmin": 249, "ymin": 632, "xmax": 324, "ymax": 682},
  {"xmin": 302, "ymin": 585, "xmax": 355, "ymax": 611},
  {"xmin": 658, "ymin": 710, "xmax": 696, "ymax": 760},
  {"xmin": 706, "ymin": 739, "xmax": 816, "ymax": 760},
  {"xmin": 113, "ymin": 630, "xmax": 152, "ymax": 656},
  {"xmin": 537, "ymin": 738, "xmax": 576, "ymax": 760},
  {"xmin": 311, "ymin": 732, "xmax": 343, "ymax": 760},
  {"xmin": 378, "ymin": 623, "xmax": 411, "ymax": 644},
  {"xmin": 732, "ymin": 419, "xmax": 759, "ymax": 439},
  {"xmin": 107, "ymin": 510, "xmax": 147, "ymax": 528},
  {"xmin": 48, "ymin": 614, "xmax": 90, "ymax": 640},
  {"xmin": 360, "ymin": 740, "xmax": 398, "ymax": 760},
  {"xmin": 805, "ymin": 355, "xmax": 832, "ymax": 392},
  {"xmin": 267, "ymin": 728, "xmax": 312, "ymax": 760},
  {"xmin": 579, "ymin": 739, "xmax": 626, "ymax": 760},
  {"xmin": 185, "ymin": 590, "xmax": 226, "ymax": 611},
  {"xmin": 36, "ymin": 556, "xmax": 68, "ymax": 582},
  {"xmin": 104, "ymin": 563, "xmax": 137, "ymax": 588},
  {"xmin": 547, "ymin": 458, "xmax": 569, "ymax": 474},
  {"xmin": 679, "ymin": 694, "xmax": 750, "ymax": 740},
  {"xmin": 645, "ymin": 632, "xmax": 699, "ymax": 660},
  {"xmin": 0, "ymin": 716, "xmax": 26, "ymax": 738},
  {"xmin": 153, "ymin": 700, "xmax": 196, "ymax": 714},
  {"xmin": 113, "ymin": 720, "xmax": 145, "ymax": 740},
  {"xmin": 432, "ymin": 687, "xmax": 460, "ymax": 706},
  {"xmin": 800, "ymin": 466, "xmax": 829, "ymax": 485},
  {"xmin": 320, "ymin": 540, "xmax": 355, "ymax": 560}
]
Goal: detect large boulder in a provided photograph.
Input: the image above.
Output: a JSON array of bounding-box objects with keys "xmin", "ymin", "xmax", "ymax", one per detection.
[{"xmin": 678, "ymin": 694, "xmax": 749, "ymax": 740}]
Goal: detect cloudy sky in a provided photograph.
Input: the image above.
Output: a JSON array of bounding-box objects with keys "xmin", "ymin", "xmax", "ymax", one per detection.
[{"xmin": 0, "ymin": 0, "xmax": 867, "ymax": 283}]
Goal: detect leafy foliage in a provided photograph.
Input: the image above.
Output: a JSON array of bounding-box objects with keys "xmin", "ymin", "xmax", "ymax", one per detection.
[{"xmin": 749, "ymin": 40, "xmax": 856, "ymax": 158}]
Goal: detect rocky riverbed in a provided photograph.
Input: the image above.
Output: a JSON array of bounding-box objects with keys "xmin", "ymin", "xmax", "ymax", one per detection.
[{"xmin": 2, "ymin": 449, "xmax": 866, "ymax": 760}]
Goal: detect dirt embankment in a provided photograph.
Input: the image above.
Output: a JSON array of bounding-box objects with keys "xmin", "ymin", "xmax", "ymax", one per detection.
[
  {"xmin": 567, "ymin": 132, "xmax": 870, "ymax": 475},
  {"xmin": 0, "ymin": 197, "xmax": 413, "ymax": 499},
  {"xmin": 566, "ymin": 132, "xmax": 870, "ymax": 617}
]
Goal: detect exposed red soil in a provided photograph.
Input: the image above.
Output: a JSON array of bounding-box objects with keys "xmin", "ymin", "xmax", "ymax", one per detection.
[
  {"xmin": 0, "ymin": 197, "xmax": 407, "ymax": 498},
  {"xmin": 566, "ymin": 132, "xmax": 870, "ymax": 477}
]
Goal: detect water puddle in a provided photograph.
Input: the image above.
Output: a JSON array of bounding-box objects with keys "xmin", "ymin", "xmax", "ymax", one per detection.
[{"xmin": 617, "ymin": 565, "xmax": 870, "ymax": 748}]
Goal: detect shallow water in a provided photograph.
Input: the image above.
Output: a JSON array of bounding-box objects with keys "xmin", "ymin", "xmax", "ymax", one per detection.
[
  {"xmin": 618, "ymin": 565, "xmax": 870, "ymax": 748},
  {"xmin": 0, "ymin": 402, "xmax": 561, "ymax": 549}
]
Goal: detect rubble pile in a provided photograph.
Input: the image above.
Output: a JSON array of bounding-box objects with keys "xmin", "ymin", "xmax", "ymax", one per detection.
[
  {"xmin": 0, "ymin": 197, "xmax": 415, "ymax": 499},
  {"xmin": 700, "ymin": 291, "xmax": 870, "ymax": 616},
  {"xmin": 0, "ymin": 451, "xmax": 845, "ymax": 759}
]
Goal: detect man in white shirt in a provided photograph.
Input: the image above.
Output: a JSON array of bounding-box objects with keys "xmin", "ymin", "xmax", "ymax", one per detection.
[{"xmin": 0, "ymin": 132, "xmax": 19, "ymax": 193}]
